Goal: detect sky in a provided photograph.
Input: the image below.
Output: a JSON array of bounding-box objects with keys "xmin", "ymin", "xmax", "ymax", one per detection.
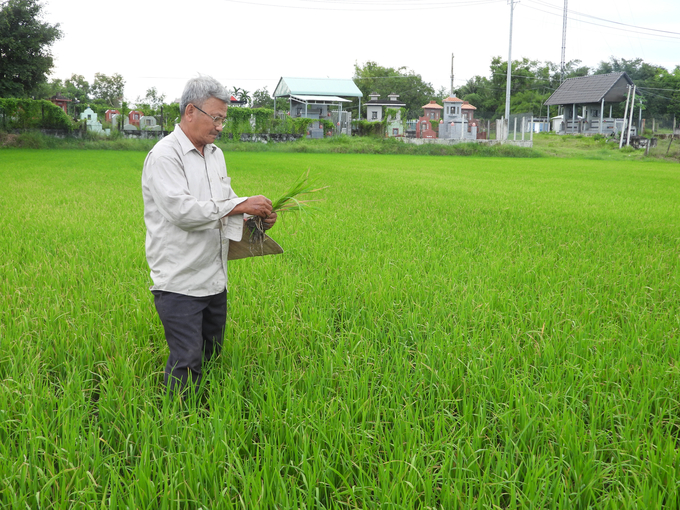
[{"xmin": 41, "ymin": 0, "xmax": 680, "ymax": 105}]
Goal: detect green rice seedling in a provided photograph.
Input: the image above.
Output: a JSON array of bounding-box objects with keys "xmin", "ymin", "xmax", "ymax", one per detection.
[
  {"xmin": 2, "ymin": 149, "xmax": 680, "ymax": 508},
  {"xmin": 245, "ymin": 168, "xmax": 328, "ymax": 243}
]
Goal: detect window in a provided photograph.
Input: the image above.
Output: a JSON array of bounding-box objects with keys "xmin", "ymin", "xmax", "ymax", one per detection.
[
  {"xmin": 372, "ymin": 111, "xmax": 378, "ymax": 120},
  {"xmin": 393, "ymin": 128, "xmax": 399, "ymax": 136}
]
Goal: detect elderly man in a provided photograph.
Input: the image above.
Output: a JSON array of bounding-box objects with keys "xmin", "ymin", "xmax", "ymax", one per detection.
[{"xmin": 142, "ymin": 75, "xmax": 275, "ymax": 395}]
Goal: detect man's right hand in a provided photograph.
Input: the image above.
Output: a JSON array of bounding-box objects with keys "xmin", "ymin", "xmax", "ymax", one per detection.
[{"xmin": 228, "ymin": 195, "xmax": 273, "ymax": 218}]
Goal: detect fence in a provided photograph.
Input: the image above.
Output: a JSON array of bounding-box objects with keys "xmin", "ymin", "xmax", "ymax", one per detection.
[{"xmin": 647, "ymin": 115, "xmax": 679, "ymax": 134}]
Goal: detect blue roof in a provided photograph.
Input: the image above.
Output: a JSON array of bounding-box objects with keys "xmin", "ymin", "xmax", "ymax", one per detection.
[{"xmin": 274, "ymin": 77, "xmax": 363, "ymax": 98}]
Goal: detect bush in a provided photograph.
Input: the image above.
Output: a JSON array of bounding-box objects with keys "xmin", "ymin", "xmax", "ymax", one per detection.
[{"xmin": 0, "ymin": 98, "xmax": 74, "ymax": 131}]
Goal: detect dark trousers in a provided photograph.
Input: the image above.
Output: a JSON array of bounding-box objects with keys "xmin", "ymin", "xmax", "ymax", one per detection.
[{"xmin": 152, "ymin": 289, "xmax": 227, "ymax": 395}]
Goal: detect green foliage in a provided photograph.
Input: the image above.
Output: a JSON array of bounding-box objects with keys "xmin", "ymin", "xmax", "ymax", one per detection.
[
  {"xmin": 252, "ymin": 87, "xmax": 274, "ymax": 109},
  {"xmin": 0, "ymin": 0, "xmax": 63, "ymax": 97},
  {"xmin": 353, "ymin": 61, "xmax": 435, "ymax": 119},
  {"xmin": 90, "ymin": 73, "xmax": 125, "ymax": 107},
  {"xmin": 352, "ymin": 119, "xmax": 385, "ymax": 137},
  {"xmin": 3, "ymin": 150, "xmax": 680, "ymax": 508},
  {"xmin": 0, "ymin": 98, "xmax": 73, "ymax": 130},
  {"xmin": 320, "ymin": 119, "xmax": 335, "ymax": 133}
]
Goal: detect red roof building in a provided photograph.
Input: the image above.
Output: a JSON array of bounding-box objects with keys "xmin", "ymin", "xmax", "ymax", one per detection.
[
  {"xmin": 416, "ymin": 101, "xmax": 443, "ymax": 138},
  {"xmin": 128, "ymin": 110, "xmax": 143, "ymax": 127},
  {"xmin": 49, "ymin": 95, "xmax": 71, "ymax": 114}
]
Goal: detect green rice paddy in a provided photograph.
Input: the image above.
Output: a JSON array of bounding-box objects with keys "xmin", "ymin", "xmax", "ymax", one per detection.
[{"xmin": 1, "ymin": 149, "xmax": 679, "ymax": 508}]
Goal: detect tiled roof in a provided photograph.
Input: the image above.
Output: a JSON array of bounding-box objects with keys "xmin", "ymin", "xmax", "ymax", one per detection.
[
  {"xmin": 443, "ymin": 96, "xmax": 463, "ymax": 102},
  {"xmin": 422, "ymin": 100, "xmax": 443, "ymax": 109},
  {"xmin": 544, "ymin": 72, "xmax": 635, "ymax": 106}
]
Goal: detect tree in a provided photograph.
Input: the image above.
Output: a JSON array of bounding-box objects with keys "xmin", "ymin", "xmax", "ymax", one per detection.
[
  {"xmin": 64, "ymin": 74, "xmax": 90, "ymax": 103},
  {"xmin": 90, "ymin": 72, "xmax": 125, "ymax": 107},
  {"xmin": 252, "ymin": 87, "xmax": 273, "ymax": 109},
  {"xmin": 353, "ymin": 61, "xmax": 435, "ymax": 119},
  {"xmin": 0, "ymin": 0, "xmax": 62, "ymax": 97},
  {"xmin": 593, "ymin": 57, "xmax": 672, "ymax": 118},
  {"xmin": 135, "ymin": 86, "xmax": 166, "ymax": 114}
]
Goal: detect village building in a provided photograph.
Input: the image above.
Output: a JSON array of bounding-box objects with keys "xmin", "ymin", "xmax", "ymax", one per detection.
[
  {"xmin": 365, "ymin": 92, "xmax": 407, "ymax": 137},
  {"xmin": 274, "ymin": 77, "xmax": 363, "ymax": 137},
  {"xmin": 544, "ymin": 72, "xmax": 637, "ymax": 136},
  {"xmin": 49, "ymin": 95, "xmax": 71, "ymax": 115},
  {"xmin": 416, "ymin": 101, "xmax": 443, "ymax": 139},
  {"xmin": 438, "ymin": 96, "xmax": 478, "ymax": 141}
]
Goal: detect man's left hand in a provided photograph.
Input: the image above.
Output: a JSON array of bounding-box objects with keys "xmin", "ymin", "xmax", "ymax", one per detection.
[{"xmin": 263, "ymin": 211, "xmax": 277, "ymax": 230}]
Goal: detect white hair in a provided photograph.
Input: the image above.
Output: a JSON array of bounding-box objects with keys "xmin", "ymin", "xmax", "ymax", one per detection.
[{"xmin": 179, "ymin": 75, "xmax": 230, "ymax": 116}]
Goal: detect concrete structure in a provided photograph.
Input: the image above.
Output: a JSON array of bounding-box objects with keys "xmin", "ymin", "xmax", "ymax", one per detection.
[
  {"xmin": 140, "ymin": 115, "xmax": 161, "ymax": 131},
  {"xmin": 273, "ymin": 77, "xmax": 363, "ymax": 137},
  {"xmin": 105, "ymin": 109, "xmax": 119, "ymax": 123},
  {"xmin": 544, "ymin": 72, "xmax": 637, "ymax": 136},
  {"xmin": 416, "ymin": 101, "xmax": 442, "ymax": 138},
  {"xmin": 128, "ymin": 110, "xmax": 143, "ymax": 127},
  {"xmin": 438, "ymin": 96, "xmax": 477, "ymax": 141},
  {"xmin": 79, "ymin": 107, "xmax": 104, "ymax": 133},
  {"xmin": 365, "ymin": 93, "xmax": 407, "ymax": 137}
]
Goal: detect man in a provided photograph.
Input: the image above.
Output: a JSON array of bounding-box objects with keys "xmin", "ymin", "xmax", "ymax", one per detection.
[{"xmin": 141, "ymin": 75, "xmax": 276, "ymax": 395}]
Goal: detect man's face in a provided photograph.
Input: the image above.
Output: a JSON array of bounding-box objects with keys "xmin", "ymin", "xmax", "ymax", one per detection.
[{"xmin": 188, "ymin": 97, "xmax": 228, "ymax": 147}]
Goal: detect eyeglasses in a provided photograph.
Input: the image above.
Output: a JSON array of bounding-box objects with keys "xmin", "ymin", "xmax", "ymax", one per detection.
[{"xmin": 191, "ymin": 104, "xmax": 227, "ymax": 126}]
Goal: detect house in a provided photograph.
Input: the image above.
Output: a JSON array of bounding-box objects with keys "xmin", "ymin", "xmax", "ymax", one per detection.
[
  {"xmin": 544, "ymin": 72, "xmax": 637, "ymax": 136},
  {"xmin": 273, "ymin": 77, "xmax": 363, "ymax": 137},
  {"xmin": 365, "ymin": 92, "xmax": 407, "ymax": 137},
  {"xmin": 416, "ymin": 101, "xmax": 443, "ymax": 138},
  {"xmin": 49, "ymin": 95, "xmax": 71, "ymax": 115}
]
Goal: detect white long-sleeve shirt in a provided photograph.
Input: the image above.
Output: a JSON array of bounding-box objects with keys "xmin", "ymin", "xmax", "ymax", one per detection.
[{"xmin": 142, "ymin": 125, "xmax": 247, "ymax": 296}]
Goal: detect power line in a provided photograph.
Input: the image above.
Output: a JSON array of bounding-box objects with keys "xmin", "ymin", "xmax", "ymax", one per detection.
[
  {"xmin": 221, "ymin": 0, "xmax": 504, "ymax": 11},
  {"xmin": 527, "ymin": 0, "xmax": 680, "ymax": 36},
  {"xmin": 524, "ymin": 0, "xmax": 680, "ymax": 39}
]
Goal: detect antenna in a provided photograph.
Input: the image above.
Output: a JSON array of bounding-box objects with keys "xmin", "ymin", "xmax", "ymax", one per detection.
[
  {"xmin": 450, "ymin": 53, "xmax": 455, "ymax": 96},
  {"xmin": 560, "ymin": 0, "xmax": 568, "ymax": 83}
]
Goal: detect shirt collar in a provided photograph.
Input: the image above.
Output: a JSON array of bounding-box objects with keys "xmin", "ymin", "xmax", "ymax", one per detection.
[{"xmin": 174, "ymin": 124, "xmax": 217, "ymax": 156}]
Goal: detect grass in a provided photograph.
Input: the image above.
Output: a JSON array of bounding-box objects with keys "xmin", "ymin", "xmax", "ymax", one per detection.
[
  {"xmin": 4, "ymin": 128, "xmax": 680, "ymax": 162},
  {"xmin": 1, "ymin": 150, "xmax": 680, "ymax": 508}
]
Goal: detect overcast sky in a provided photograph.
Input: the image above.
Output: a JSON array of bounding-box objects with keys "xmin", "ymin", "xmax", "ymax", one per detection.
[{"xmin": 42, "ymin": 0, "xmax": 680, "ymax": 104}]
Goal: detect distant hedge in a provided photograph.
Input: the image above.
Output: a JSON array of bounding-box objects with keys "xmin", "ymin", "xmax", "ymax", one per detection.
[{"xmin": 0, "ymin": 98, "xmax": 74, "ymax": 131}]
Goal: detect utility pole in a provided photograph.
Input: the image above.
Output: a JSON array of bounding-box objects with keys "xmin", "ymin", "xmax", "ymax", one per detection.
[
  {"xmin": 504, "ymin": 0, "xmax": 516, "ymax": 126},
  {"xmin": 450, "ymin": 53, "xmax": 455, "ymax": 96},
  {"xmin": 560, "ymin": 0, "xmax": 568, "ymax": 83}
]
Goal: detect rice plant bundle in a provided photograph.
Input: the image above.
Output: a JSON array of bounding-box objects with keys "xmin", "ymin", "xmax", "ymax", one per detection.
[{"xmin": 245, "ymin": 168, "xmax": 328, "ymax": 243}]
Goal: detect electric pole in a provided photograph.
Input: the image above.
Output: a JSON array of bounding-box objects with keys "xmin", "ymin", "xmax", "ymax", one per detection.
[
  {"xmin": 560, "ymin": 0, "xmax": 568, "ymax": 83},
  {"xmin": 504, "ymin": 0, "xmax": 516, "ymax": 124},
  {"xmin": 450, "ymin": 53, "xmax": 455, "ymax": 96}
]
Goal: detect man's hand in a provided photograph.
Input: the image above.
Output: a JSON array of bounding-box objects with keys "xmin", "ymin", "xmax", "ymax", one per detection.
[
  {"xmin": 263, "ymin": 211, "xmax": 277, "ymax": 230},
  {"xmin": 228, "ymin": 195, "xmax": 272, "ymax": 218}
]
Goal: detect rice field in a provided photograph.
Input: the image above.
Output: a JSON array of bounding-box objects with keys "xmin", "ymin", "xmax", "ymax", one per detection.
[{"xmin": 1, "ymin": 149, "xmax": 679, "ymax": 509}]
